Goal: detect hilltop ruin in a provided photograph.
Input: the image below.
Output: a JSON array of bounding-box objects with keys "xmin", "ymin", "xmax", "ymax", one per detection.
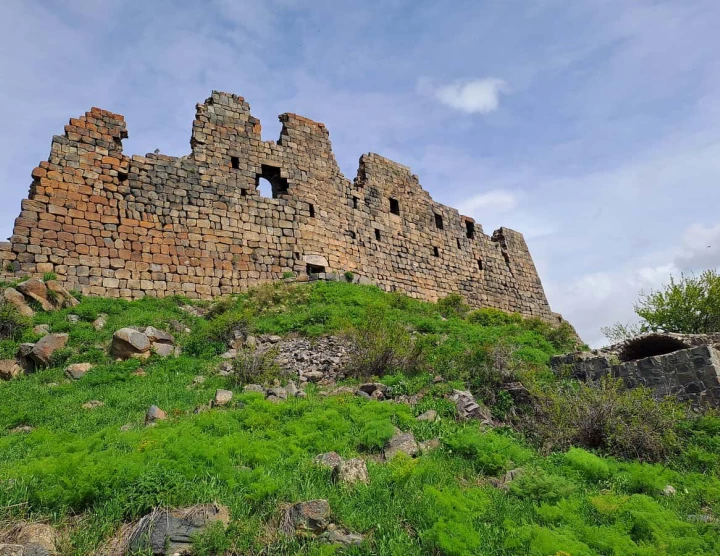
[{"xmin": 0, "ymin": 91, "xmax": 559, "ymax": 321}]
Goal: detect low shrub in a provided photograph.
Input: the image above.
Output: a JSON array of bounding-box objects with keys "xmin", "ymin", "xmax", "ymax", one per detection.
[
  {"xmin": 345, "ymin": 308, "xmax": 426, "ymax": 379},
  {"xmin": 0, "ymin": 299, "xmax": 30, "ymax": 341},
  {"xmin": 508, "ymin": 468, "xmax": 577, "ymax": 502},
  {"xmin": 564, "ymin": 448, "xmax": 611, "ymax": 481},
  {"xmin": 444, "ymin": 428, "xmax": 532, "ymax": 475},
  {"xmin": 522, "ymin": 376, "xmax": 685, "ymax": 462},
  {"xmin": 231, "ymin": 348, "xmax": 281, "ymax": 386},
  {"xmin": 437, "ymin": 293, "xmax": 468, "ymax": 319}
]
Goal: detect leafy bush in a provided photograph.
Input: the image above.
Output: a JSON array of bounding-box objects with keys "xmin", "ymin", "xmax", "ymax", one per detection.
[
  {"xmin": 523, "ymin": 377, "xmax": 685, "ymax": 462},
  {"xmin": 437, "ymin": 293, "xmax": 468, "ymax": 319},
  {"xmin": 345, "ymin": 308, "xmax": 425, "ymax": 379},
  {"xmin": 564, "ymin": 448, "xmax": 611, "ymax": 481},
  {"xmin": 508, "ymin": 468, "xmax": 576, "ymax": 502},
  {"xmin": 467, "ymin": 307, "xmax": 523, "ymax": 327},
  {"xmin": 0, "ymin": 299, "xmax": 30, "ymax": 340},
  {"xmin": 444, "ymin": 428, "xmax": 532, "ymax": 475},
  {"xmin": 343, "ymin": 271, "xmax": 354, "ymax": 282}
]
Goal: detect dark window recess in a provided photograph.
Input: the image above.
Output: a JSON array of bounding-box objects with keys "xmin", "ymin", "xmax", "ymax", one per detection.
[
  {"xmin": 477, "ymin": 259, "xmax": 483, "ymax": 270},
  {"xmin": 307, "ymin": 264, "xmax": 325, "ymax": 275},
  {"xmin": 457, "ymin": 238, "xmax": 461, "ymax": 249},
  {"xmin": 434, "ymin": 213, "xmax": 444, "ymax": 229},
  {"xmin": 375, "ymin": 229, "xmax": 381, "ymax": 241},
  {"xmin": 309, "ymin": 203, "xmax": 315, "ymax": 217},
  {"xmin": 118, "ymin": 171, "xmax": 128, "ymax": 182},
  {"xmin": 294, "ymin": 252, "xmax": 301, "ymax": 260},
  {"xmin": 240, "ymin": 188, "xmax": 248, "ymax": 196},
  {"xmin": 348, "ymin": 230, "xmax": 356, "ymax": 239},
  {"xmin": 433, "ymin": 246, "xmax": 440, "ymax": 257},
  {"xmin": 466, "ymin": 221, "xmax": 475, "ymax": 239},
  {"xmin": 231, "ymin": 156, "xmax": 240, "ymax": 169},
  {"xmin": 353, "ymin": 196, "xmax": 359, "ymax": 209},
  {"xmin": 390, "ymin": 198, "xmax": 400, "ymax": 215},
  {"xmin": 255, "ymin": 164, "xmax": 288, "ymax": 198}
]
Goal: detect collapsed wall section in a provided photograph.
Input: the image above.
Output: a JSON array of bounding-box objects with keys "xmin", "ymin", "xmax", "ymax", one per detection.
[{"xmin": 0, "ymin": 91, "xmax": 556, "ymax": 321}]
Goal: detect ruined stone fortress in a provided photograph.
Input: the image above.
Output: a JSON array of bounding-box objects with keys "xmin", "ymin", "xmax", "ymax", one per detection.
[{"xmin": 0, "ymin": 91, "xmax": 558, "ymax": 321}]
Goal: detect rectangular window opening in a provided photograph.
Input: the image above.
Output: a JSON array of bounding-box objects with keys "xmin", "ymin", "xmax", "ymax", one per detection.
[
  {"xmin": 240, "ymin": 188, "xmax": 248, "ymax": 196},
  {"xmin": 375, "ymin": 229, "xmax": 381, "ymax": 241},
  {"xmin": 456, "ymin": 238, "xmax": 461, "ymax": 249},
  {"xmin": 478, "ymin": 259, "xmax": 483, "ymax": 270},
  {"xmin": 307, "ymin": 264, "xmax": 325, "ymax": 275},
  {"xmin": 294, "ymin": 252, "xmax": 301, "ymax": 260},
  {"xmin": 231, "ymin": 156, "xmax": 240, "ymax": 170},
  {"xmin": 353, "ymin": 196, "xmax": 359, "ymax": 209},
  {"xmin": 434, "ymin": 213, "xmax": 444, "ymax": 230},
  {"xmin": 390, "ymin": 198, "xmax": 400, "ymax": 215},
  {"xmin": 466, "ymin": 221, "xmax": 475, "ymax": 239},
  {"xmin": 433, "ymin": 246, "xmax": 440, "ymax": 257},
  {"xmin": 118, "ymin": 171, "xmax": 128, "ymax": 182},
  {"xmin": 309, "ymin": 203, "xmax": 315, "ymax": 217}
]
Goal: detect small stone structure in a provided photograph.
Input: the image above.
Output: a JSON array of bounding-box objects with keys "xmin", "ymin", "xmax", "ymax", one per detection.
[
  {"xmin": 0, "ymin": 91, "xmax": 559, "ymax": 321},
  {"xmin": 552, "ymin": 333, "xmax": 720, "ymax": 407}
]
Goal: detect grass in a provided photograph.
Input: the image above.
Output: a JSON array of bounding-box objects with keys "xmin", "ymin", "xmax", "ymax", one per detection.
[{"xmin": 0, "ymin": 281, "xmax": 719, "ymax": 554}]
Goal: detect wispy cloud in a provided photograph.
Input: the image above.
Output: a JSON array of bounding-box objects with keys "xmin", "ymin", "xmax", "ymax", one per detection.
[
  {"xmin": 458, "ymin": 190, "xmax": 518, "ymax": 214},
  {"xmin": 430, "ymin": 78, "xmax": 508, "ymax": 114}
]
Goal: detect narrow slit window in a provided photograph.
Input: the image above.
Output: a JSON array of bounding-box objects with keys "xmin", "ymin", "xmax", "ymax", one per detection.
[
  {"xmin": 433, "ymin": 246, "xmax": 440, "ymax": 257},
  {"xmin": 478, "ymin": 259, "xmax": 483, "ymax": 270},
  {"xmin": 390, "ymin": 198, "xmax": 400, "ymax": 215},
  {"xmin": 309, "ymin": 203, "xmax": 315, "ymax": 217},
  {"xmin": 375, "ymin": 229, "xmax": 381, "ymax": 241},
  {"xmin": 434, "ymin": 213, "xmax": 444, "ymax": 229},
  {"xmin": 457, "ymin": 238, "xmax": 461, "ymax": 249},
  {"xmin": 231, "ymin": 156, "xmax": 240, "ymax": 170},
  {"xmin": 466, "ymin": 221, "xmax": 475, "ymax": 239},
  {"xmin": 353, "ymin": 196, "xmax": 359, "ymax": 209},
  {"xmin": 348, "ymin": 230, "xmax": 356, "ymax": 239}
]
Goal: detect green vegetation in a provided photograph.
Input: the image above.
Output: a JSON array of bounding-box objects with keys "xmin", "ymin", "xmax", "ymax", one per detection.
[
  {"xmin": 0, "ymin": 282, "xmax": 719, "ymax": 554},
  {"xmin": 603, "ymin": 269, "xmax": 720, "ymax": 340}
]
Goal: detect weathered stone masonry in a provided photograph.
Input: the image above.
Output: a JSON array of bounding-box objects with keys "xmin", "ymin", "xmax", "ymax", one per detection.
[{"xmin": 0, "ymin": 91, "xmax": 557, "ymax": 320}]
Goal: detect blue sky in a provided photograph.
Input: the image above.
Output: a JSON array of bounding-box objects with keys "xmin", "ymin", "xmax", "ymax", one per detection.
[{"xmin": 2, "ymin": 0, "xmax": 720, "ymax": 346}]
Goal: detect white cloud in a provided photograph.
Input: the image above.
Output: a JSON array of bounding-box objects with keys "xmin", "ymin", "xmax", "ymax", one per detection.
[
  {"xmin": 433, "ymin": 78, "xmax": 508, "ymax": 114},
  {"xmin": 458, "ymin": 190, "xmax": 518, "ymax": 214}
]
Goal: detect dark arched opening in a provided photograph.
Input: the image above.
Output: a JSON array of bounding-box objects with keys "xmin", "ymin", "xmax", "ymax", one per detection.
[
  {"xmin": 255, "ymin": 164, "xmax": 289, "ymax": 198},
  {"xmin": 618, "ymin": 334, "xmax": 689, "ymax": 362}
]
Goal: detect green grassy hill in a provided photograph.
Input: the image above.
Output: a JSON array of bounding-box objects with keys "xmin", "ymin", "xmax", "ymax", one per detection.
[{"xmin": 1, "ymin": 281, "xmax": 719, "ymax": 555}]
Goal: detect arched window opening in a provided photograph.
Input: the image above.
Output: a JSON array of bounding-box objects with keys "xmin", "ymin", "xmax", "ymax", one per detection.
[{"xmin": 255, "ymin": 164, "xmax": 289, "ymax": 198}]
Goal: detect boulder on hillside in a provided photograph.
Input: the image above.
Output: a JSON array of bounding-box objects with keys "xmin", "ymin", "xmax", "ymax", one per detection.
[
  {"xmin": 10, "ymin": 522, "xmax": 59, "ymax": 556},
  {"xmin": 314, "ymin": 452, "xmax": 343, "ymax": 470},
  {"xmin": 321, "ymin": 524, "xmax": 364, "ymax": 547},
  {"xmin": 16, "ymin": 279, "xmax": 54, "ymax": 311},
  {"xmin": 127, "ymin": 504, "xmax": 230, "ymax": 555},
  {"xmin": 449, "ymin": 389, "xmax": 492, "ymax": 424},
  {"xmin": 45, "ymin": 280, "xmax": 79, "ymax": 308},
  {"xmin": 93, "ymin": 314, "xmax": 108, "ymax": 330},
  {"xmin": 27, "ymin": 334, "xmax": 69, "ymax": 369},
  {"xmin": 212, "ymin": 389, "xmax": 233, "ymax": 407},
  {"xmin": 3, "ymin": 288, "xmax": 34, "ymax": 317},
  {"xmin": 33, "ymin": 324, "xmax": 50, "ymax": 336},
  {"xmin": 0, "ymin": 544, "xmax": 24, "ymax": 556},
  {"xmin": 65, "ymin": 363, "xmax": 93, "ymax": 380},
  {"xmin": 333, "ymin": 458, "xmax": 369, "ymax": 485},
  {"xmin": 144, "ymin": 326, "xmax": 174, "ymax": 344},
  {"xmin": 384, "ymin": 428, "xmax": 419, "ymax": 460},
  {"xmin": 145, "ymin": 405, "xmax": 167, "ymax": 425},
  {"xmin": 0, "ymin": 359, "xmax": 23, "ymax": 381},
  {"xmin": 282, "ymin": 500, "xmax": 331, "ymax": 535},
  {"xmin": 112, "ymin": 328, "xmax": 151, "ymax": 359}
]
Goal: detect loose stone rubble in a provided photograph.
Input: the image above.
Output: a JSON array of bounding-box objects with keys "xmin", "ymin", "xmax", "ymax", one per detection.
[
  {"xmin": 111, "ymin": 327, "xmax": 177, "ymax": 360},
  {"xmin": 449, "ymin": 389, "xmax": 493, "ymax": 424}
]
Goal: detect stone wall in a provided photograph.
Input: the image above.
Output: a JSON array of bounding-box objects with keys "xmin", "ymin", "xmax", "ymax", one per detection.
[
  {"xmin": 552, "ymin": 334, "xmax": 720, "ymax": 407},
  {"xmin": 0, "ymin": 91, "xmax": 556, "ymax": 320}
]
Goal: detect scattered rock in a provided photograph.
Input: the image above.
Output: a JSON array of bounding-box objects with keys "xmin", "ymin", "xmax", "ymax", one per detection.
[
  {"xmin": 144, "ymin": 326, "xmax": 174, "ymax": 344},
  {"xmin": 449, "ymin": 389, "xmax": 492, "ymax": 424},
  {"xmin": 303, "ymin": 370, "xmax": 324, "ymax": 383},
  {"xmin": 192, "ymin": 375, "xmax": 205, "ymax": 386},
  {"xmin": 132, "ymin": 368, "xmax": 146, "ymax": 377},
  {"xmin": 504, "ymin": 382, "xmax": 532, "ymax": 406},
  {"xmin": 16, "ymin": 343, "xmax": 35, "ymax": 371},
  {"xmin": 219, "ymin": 349, "xmax": 237, "ymax": 359},
  {"xmin": 358, "ymin": 383, "xmax": 387, "ymax": 396},
  {"xmin": 92, "ymin": 314, "xmax": 108, "ymax": 330},
  {"xmin": 127, "ymin": 503, "xmax": 230, "ymax": 556},
  {"xmin": 112, "ymin": 328, "xmax": 151, "ymax": 360},
  {"xmin": 145, "ymin": 405, "xmax": 167, "ymax": 425},
  {"xmin": 282, "ymin": 500, "xmax": 331, "ymax": 536},
  {"xmin": 490, "ymin": 468, "xmax": 525, "ymax": 490},
  {"xmin": 32, "ymin": 324, "xmax": 50, "ymax": 336},
  {"xmin": 663, "ymin": 485, "xmax": 677, "ymax": 497},
  {"xmin": 243, "ymin": 384, "xmax": 266, "ymax": 394},
  {"xmin": 120, "ymin": 423, "xmax": 133, "ymax": 432},
  {"xmin": 384, "ymin": 428, "xmax": 419, "ymax": 460},
  {"xmin": 245, "ymin": 335, "xmax": 257, "ymax": 349},
  {"xmin": 213, "ymin": 389, "xmax": 233, "ymax": 407},
  {"xmin": 82, "ymin": 400, "xmax": 104, "ymax": 410},
  {"xmin": 29, "ymin": 333, "xmax": 69, "ymax": 369},
  {"xmin": 3, "ymin": 288, "xmax": 34, "ymax": 317},
  {"xmin": 285, "ymin": 381, "xmax": 299, "ymax": 397},
  {"xmin": 314, "ymin": 452, "xmax": 342, "ymax": 470},
  {"xmin": 9, "ymin": 425, "xmax": 34, "ymax": 434},
  {"xmin": 152, "ymin": 343, "xmax": 175, "ymax": 357},
  {"xmin": 267, "ymin": 335, "xmax": 282, "ymax": 344},
  {"xmin": 168, "ymin": 320, "xmax": 191, "ymax": 334},
  {"xmin": 16, "ymin": 278, "xmax": 54, "ymax": 311},
  {"xmin": 0, "ymin": 359, "xmax": 23, "ymax": 381},
  {"xmin": 433, "ymin": 375, "xmax": 444, "ymax": 383},
  {"xmin": 333, "ymin": 458, "xmax": 369, "ymax": 485},
  {"xmin": 0, "ymin": 544, "xmax": 24, "ymax": 556},
  {"xmin": 65, "ymin": 362, "xmax": 93, "ymax": 380},
  {"xmin": 687, "ymin": 514, "xmax": 716, "ymax": 524},
  {"xmin": 14, "ymin": 522, "xmax": 59, "ymax": 556},
  {"xmin": 67, "ymin": 314, "xmax": 80, "ymax": 325},
  {"xmin": 321, "ymin": 524, "xmax": 364, "ymax": 546},
  {"xmin": 45, "ymin": 280, "xmax": 79, "ymax": 308},
  {"xmin": 267, "ymin": 387, "xmax": 288, "ymax": 400},
  {"xmin": 419, "ymin": 438, "xmax": 441, "ymax": 453},
  {"xmin": 416, "ymin": 409, "xmax": 438, "ymax": 422}
]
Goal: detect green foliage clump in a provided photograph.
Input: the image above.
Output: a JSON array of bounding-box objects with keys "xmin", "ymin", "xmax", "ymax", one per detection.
[
  {"xmin": 0, "ymin": 299, "xmax": 30, "ymax": 341},
  {"xmin": 564, "ymin": 448, "xmax": 611, "ymax": 481},
  {"xmin": 524, "ymin": 376, "xmax": 685, "ymax": 462},
  {"xmin": 437, "ymin": 293, "xmax": 469, "ymax": 319},
  {"xmin": 444, "ymin": 428, "xmax": 532, "ymax": 475},
  {"xmin": 508, "ymin": 468, "xmax": 577, "ymax": 502},
  {"xmin": 42, "ymin": 272, "xmax": 58, "ymax": 282},
  {"xmin": 231, "ymin": 348, "xmax": 281, "ymax": 385}
]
